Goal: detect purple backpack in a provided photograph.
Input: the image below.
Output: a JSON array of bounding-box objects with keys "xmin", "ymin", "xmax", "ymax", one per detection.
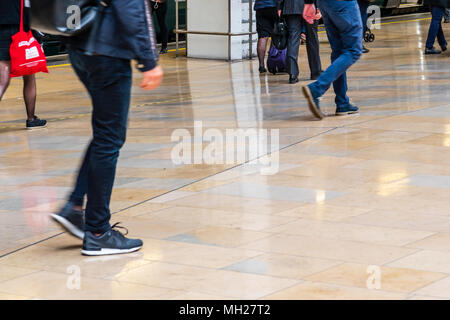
[{"xmin": 267, "ymin": 44, "xmax": 287, "ymax": 75}]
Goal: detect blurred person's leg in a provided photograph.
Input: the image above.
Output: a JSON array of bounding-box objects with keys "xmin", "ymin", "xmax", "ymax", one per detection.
[
  {"xmin": 437, "ymin": 13, "xmax": 447, "ymax": 50},
  {"xmin": 157, "ymin": 1, "xmax": 169, "ymax": 53},
  {"xmin": 302, "ymin": 18, "xmax": 322, "ymax": 80},
  {"xmin": 0, "ymin": 61, "xmax": 11, "ymax": 100},
  {"xmin": 256, "ymin": 7, "xmax": 277, "ymax": 73},
  {"xmin": 69, "ymin": 49, "xmax": 131, "ymax": 234},
  {"xmin": 358, "ymin": 0, "xmax": 370, "ymax": 53},
  {"xmin": 257, "ymin": 37, "xmax": 269, "ymax": 71},
  {"xmin": 285, "ymin": 14, "xmax": 302, "ymax": 83},
  {"xmin": 425, "ymin": 6, "xmax": 446, "ymax": 53},
  {"xmin": 23, "ymin": 74, "xmax": 37, "ymax": 121}
]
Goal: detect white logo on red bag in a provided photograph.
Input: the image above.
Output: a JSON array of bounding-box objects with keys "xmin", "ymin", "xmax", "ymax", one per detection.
[
  {"xmin": 25, "ymin": 46, "xmax": 39, "ymax": 60},
  {"xmin": 18, "ymin": 37, "xmax": 36, "ymax": 47}
]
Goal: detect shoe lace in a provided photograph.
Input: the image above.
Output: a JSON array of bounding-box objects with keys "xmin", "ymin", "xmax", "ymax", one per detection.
[{"xmin": 111, "ymin": 222, "xmax": 129, "ymax": 236}]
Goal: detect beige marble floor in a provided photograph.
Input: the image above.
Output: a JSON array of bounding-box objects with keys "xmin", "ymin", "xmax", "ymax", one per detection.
[{"xmin": 0, "ymin": 13, "xmax": 450, "ymax": 299}]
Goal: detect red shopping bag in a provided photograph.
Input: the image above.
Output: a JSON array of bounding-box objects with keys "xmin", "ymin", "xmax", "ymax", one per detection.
[{"xmin": 9, "ymin": 0, "xmax": 48, "ymax": 78}]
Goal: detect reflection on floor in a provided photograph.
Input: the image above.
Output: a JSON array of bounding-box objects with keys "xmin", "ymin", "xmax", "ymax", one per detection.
[{"xmin": 1, "ymin": 13, "xmax": 450, "ymax": 299}]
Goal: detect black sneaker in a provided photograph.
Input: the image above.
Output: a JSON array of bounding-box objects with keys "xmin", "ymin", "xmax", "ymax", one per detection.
[
  {"xmin": 51, "ymin": 202, "xmax": 85, "ymax": 239},
  {"xmin": 336, "ymin": 103, "xmax": 359, "ymax": 116},
  {"xmin": 26, "ymin": 116, "xmax": 47, "ymax": 130},
  {"xmin": 160, "ymin": 47, "xmax": 168, "ymax": 54},
  {"xmin": 259, "ymin": 66, "xmax": 267, "ymax": 73},
  {"xmin": 425, "ymin": 47, "xmax": 441, "ymax": 55},
  {"xmin": 302, "ymin": 85, "xmax": 325, "ymax": 120},
  {"xmin": 81, "ymin": 223, "xmax": 143, "ymax": 256},
  {"xmin": 289, "ymin": 76, "xmax": 299, "ymax": 84}
]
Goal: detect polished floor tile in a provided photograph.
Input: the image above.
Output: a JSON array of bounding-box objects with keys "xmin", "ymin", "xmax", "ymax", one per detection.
[
  {"xmin": 262, "ymin": 281, "xmax": 407, "ymax": 300},
  {"xmin": 0, "ymin": 271, "xmax": 175, "ymax": 300},
  {"xmin": 166, "ymin": 226, "xmax": 273, "ymax": 248},
  {"xmin": 305, "ymin": 263, "xmax": 446, "ymax": 293},
  {"xmin": 241, "ymin": 234, "xmax": 417, "ymax": 265},
  {"xmin": 138, "ymin": 238, "xmax": 262, "ymax": 269},
  {"xmin": 117, "ymin": 262, "xmax": 299, "ymax": 299},
  {"xmin": 412, "ymin": 276, "xmax": 450, "ymax": 299},
  {"xmin": 222, "ymin": 253, "xmax": 341, "ymax": 279},
  {"xmin": 205, "ymin": 182, "xmax": 346, "ymax": 203},
  {"xmin": 387, "ymin": 250, "xmax": 450, "ymax": 274},
  {"xmin": 265, "ymin": 219, "xmax": 433, "ymax": 246}
]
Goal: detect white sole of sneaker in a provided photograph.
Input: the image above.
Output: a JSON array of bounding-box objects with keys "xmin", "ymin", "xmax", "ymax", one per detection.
[
  {"xmin": 336, "ymin": 111, "xmax": 359, "ymax": 116},
  {"xmin": 51, "ymin": 214, "xmax": 84, "ymax": 240},
  {"xmin": 26, "ymin": 124, "xmax": 48, "ymax": 130},
  {"xmin": 81, "ymin": 246, "xmax": 143, "ymax": 256}
]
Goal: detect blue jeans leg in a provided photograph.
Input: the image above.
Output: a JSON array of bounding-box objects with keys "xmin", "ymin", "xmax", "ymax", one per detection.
[
  {"xmin": 426, "ymin": 6, "xmax": 446, "ymax": 49},
  {"xmin": 68, "ymin": 48, "xmax": 132, "ymax": 234},
  {"xmin": 310, "ymin": 0, "xmax": 362, "ymax": 107}
]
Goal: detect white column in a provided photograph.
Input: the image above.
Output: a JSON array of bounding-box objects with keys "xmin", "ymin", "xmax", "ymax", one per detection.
[{"xmin": 186, "ymin": 0, "xmax": 256, "ymax": 60}]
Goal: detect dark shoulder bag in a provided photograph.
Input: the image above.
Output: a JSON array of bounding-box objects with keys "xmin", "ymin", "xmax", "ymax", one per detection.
[
  {"xmin": 29, "ymin": 0, "xmax": 112, "ymax": 36},
  {"xmin": 272, "ymin": 18, "xmax": 288, "ymax": 50}
]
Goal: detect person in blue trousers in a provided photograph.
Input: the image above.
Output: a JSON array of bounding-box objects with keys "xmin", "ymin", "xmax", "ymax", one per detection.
[
  {"xmin": 358, "ymin": 0, "xmax": 370, "ymax": 53},
  {"xmin": 301, "ymin": 0, "xmax": 362, "ymax": 120},
  {"xmin": 424, "ymin": 0, "xmax": 449, "ymax": 54}
]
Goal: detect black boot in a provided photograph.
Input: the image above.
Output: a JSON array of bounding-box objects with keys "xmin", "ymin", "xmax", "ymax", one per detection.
[{"xmin": 289, "ymin": 75, "xmax": 299, "ymax": 84}]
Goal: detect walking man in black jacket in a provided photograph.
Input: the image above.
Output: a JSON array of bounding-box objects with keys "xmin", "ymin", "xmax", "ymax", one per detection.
[
  {"xmin": 276, "ymin": 0, "xmax": 322, "ymax": 83},
  {"xmin": 51, "ymin": 0, "xmax": 163, "ymax": 256}
]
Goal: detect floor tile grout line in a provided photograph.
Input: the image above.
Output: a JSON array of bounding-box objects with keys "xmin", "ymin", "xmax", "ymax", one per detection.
[
  {"xmin": 380, "ymin": 247, "xmax": 423, "ymax": 268},
  {"xmin": 406, "ymin": 272, "xmax": 450, "ymax": 298},
  {"xmin": 270, "ymin": 211, "xmax": 442, "ymax": 244},
  {"xmin": 0, "ymin": 269, "xmax": 42, "ymax": 285},
  {"xmin": 293, "ymin": 279, "xmax": 410, "ymax": 297},
  {"xmin": 0, "ymin": 232, "xmax": 64, "ymax": 259},
  {"xmin": 401, "ymin": 232, "xmax": 440, "ymax": 249},
  {"xmin": 237, "ymin": 221, "xmax": 437, "ymax": 252},
  {"xmin": 257, "ymin": 280, "xmax": 306, "ymax": 300}
]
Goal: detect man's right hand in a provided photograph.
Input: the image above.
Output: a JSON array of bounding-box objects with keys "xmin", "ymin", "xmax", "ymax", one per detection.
[
  {"xmin": 140, "ymin": 65, "xmax": 164, "ymax": 91},
  {"xmin": 278, "ymin": 10, "xmax": 282, "ymax": 17},
  {"xmin": 303, "ymin": 4, "xmax": 316, "ymax": 24}
]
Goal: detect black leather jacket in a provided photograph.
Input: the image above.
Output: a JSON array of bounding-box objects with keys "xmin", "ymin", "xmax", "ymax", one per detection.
[{"xmin": 70, "ymin": 0, "xmax": 159, "ymax": 72}]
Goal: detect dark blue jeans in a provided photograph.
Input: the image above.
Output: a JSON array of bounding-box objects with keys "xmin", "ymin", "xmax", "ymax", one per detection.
[
  {"xmin": 68, "ymin": 48, "xmax": 132, "ymax": 233},
  {"xmin": 309, "ymin": 0, "xmax": 362, "ymax": 108},
  {"xmin": 358, "ymin": 0, "xmax": 369, "ymax": 37},
  {"xmin": 425, "ymin": 6, "xmax": 447, "ymax": 49}
]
